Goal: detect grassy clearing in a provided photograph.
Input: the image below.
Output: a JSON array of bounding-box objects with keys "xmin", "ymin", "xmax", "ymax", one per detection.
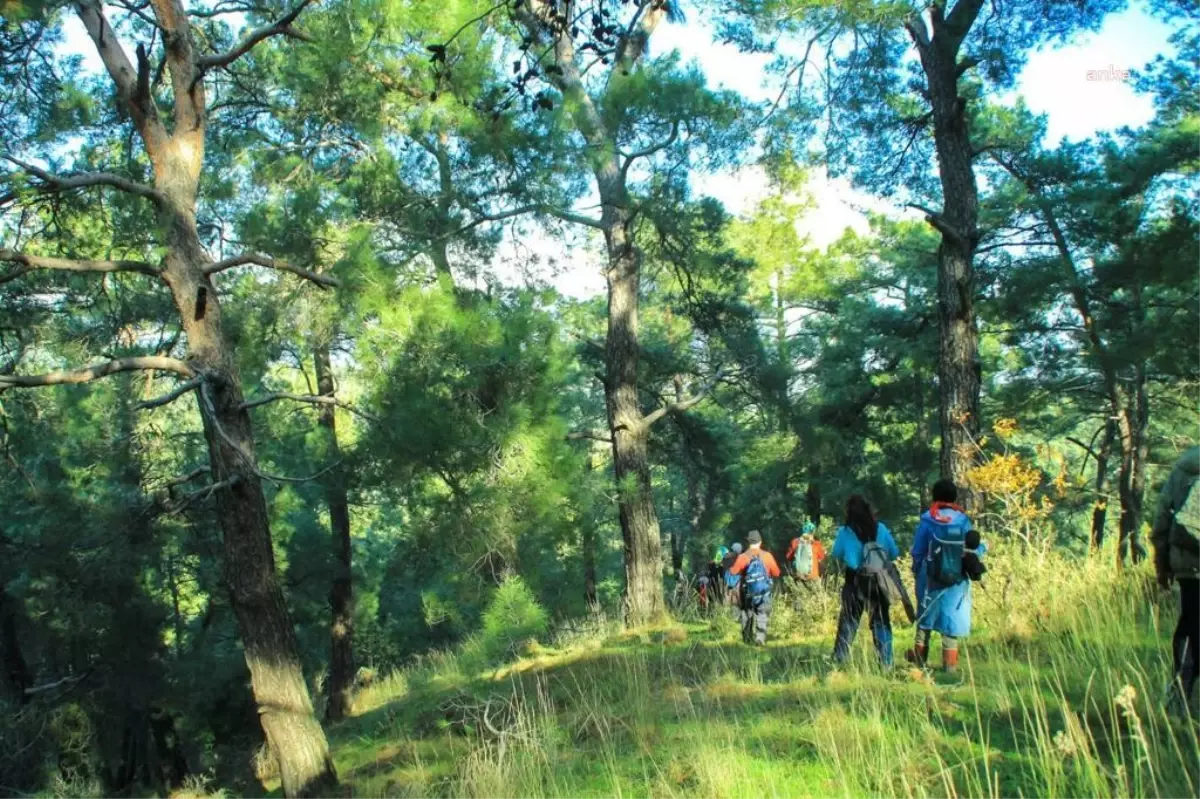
[{"xmin": 316, "ymin": 545, "xmax": 1197, "ymax": 798}]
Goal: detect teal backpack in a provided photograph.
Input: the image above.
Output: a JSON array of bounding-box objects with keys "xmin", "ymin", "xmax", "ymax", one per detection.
[{"xmin": 928, "ymin": 522, "xmax": 969, "ymax": 588}]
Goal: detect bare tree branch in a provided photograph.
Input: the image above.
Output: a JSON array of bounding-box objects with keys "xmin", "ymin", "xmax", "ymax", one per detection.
[
  {"xmin": 197, "ymin": 382, "xmax": 343, "ymax": 486},
  {"xmin": 3, "ymin": 155, "xmax": 166, "ymax": 205},
  {"xmin": 907, "ymin": 202, "xmax": 968, "ymax": 249},
  {"xmin": 544, "ymin": 206, "xmax": 605, "ymax": 230},
  {"xmin": 137, "ymin": 376, "xmax": 203, "ymax": 409},
  {"xmin": 0, "ymin": 357, "xmax": 195, "ymax": 393},
  {"xmin": 198, "ymin": 0, "xmax": 318, "ymax": 71},
  {"xmin": 162, "ymin": 474, "xmax": 241, "ymax": 515},
  {"xmin": 239, "ymin": 391, "xmax": 376, "ymax": 421},
  {"xmin": 566, "ymin": 430, "xmax": 612, "ymax": 444},
  {"xmin": 74, "ymin": 0, "xmax": 168, "ymax": 148},
  {"xmin": 639, "ymin": 372, "xmax": 721, "ymax": 430},
  {"xmin": 163, "ymin": 465, "xmax": 211, "ymax": 489},
  {"xmin": 0, "ymin": 249, "xmax": 160, "ymax": 283},
  {"xmin": 24, "ymin": 669, "xmax": 93, "ymax": 697},
  {"xmin": 955, "ymin": 55, "xmax": 980, "ymax": 78},
  {"xmin": 203, "ymin": 253, "xmax": 338, "ymax": 288},
  {"xmin": 620, "ymin": 120, "xmax": 679, "ymax": 178}
]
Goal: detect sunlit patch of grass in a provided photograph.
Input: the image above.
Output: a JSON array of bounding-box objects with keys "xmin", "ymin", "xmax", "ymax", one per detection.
[{"xmin": 326, "ymin": 544, "xmax": 1199, "ymax": 798}]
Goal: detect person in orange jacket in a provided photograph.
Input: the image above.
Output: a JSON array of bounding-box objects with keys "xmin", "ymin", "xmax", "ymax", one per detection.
[
  {"xmin": 786, "ymin": 520, "xmax": 826, "ymax": 584},
  {"xmin": 729, "ymin": 530, "xmax": 781, "ymax": 645}
]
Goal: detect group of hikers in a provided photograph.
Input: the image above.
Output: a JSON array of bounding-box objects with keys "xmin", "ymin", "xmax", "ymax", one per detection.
[
  {"xmin": 681, "ymin": 449, "xmax": 1198, "ymax": 717},
  {"xmin": 692, "ymin": 478, "xmax": 986, "ymax": 672}
]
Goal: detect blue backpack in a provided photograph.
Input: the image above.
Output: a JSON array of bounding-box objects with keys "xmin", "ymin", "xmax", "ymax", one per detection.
[
  {"xmin": 743, "ymin": 555, "xmax": 772, "ymax": 597},
  {"xmin": 724, "ymin": 567, "xmax": 741, "ymax": 591},
  {"xmin": 928, "ymin": 522, "xmax": 968, "ymax": 588}
]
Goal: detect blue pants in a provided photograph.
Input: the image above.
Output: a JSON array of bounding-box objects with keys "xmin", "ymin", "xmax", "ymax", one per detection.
[{"xmin": 833, "ymin": 574, "xmax": 893, "ymax": 666}]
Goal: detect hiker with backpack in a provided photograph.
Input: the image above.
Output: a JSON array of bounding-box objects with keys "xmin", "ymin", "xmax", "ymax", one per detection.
[
  {"xmin": 728, "ymin": 531, "xmax": 781, "ymax": 645},
  {"xmin": 831, "ymin": 495, "xmax": 900, "ymax": 667},
  {"xmin": 786, "ymin": 521, "xmax": 826, "ymax": 586},
  {"xmin": 1151, "ymin": 445, "xmax": 1200, "ymax": 717},
  {"xmin": 708, "ymin": 547, "xmax": 729, "ymax": 605},
  {"xmin": 907, "ymin": 479, "xmax": 986, "ymax": 673},
  {"xmin": 722, "ymin": 543, "xmax": 743, "ymax": 607}
]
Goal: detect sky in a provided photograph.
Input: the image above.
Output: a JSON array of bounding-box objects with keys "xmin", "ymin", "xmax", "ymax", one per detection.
[
  {"xmin": 495, "ymin": 2, "xmax": 1178, "ymax": 298},
  {"xmin": 56, "ymin": 2, "xmax": 1180, "ymax": 299}
]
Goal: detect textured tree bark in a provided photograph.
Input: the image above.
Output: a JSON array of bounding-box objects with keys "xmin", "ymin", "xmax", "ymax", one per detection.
[
  {"xmin": 581, "ymin": 456, "xmax": 599, "ymax": 608},
  {"xmin": 72, "ymin": 2, "xmax": 338, "ymax": 794},
  {"xmin": 907, "ymin": 4, "xmax": 984, "ymax": 507},
  {"xmin": 607, "ymin": 248, "xmax": 666, "ymax": 624},
  {"xmin": 1118, "ymin": 365, "xmax": 1150, "ymax": 565},
  {"xmin": 314, "ymin": 345, "xmax": 355, "ymax": 723},
  {"xmin": 1091, "ymin": 420, "xmax": 1115, "ymax": 550},
  {"xmin": 684, "ymin": 465, "xmax": 705, "ymax": 572},
  {"xmin": 805, "ymin": 480, "xmax": 821, "ymax": 528},
  {"xmin": 429, "ymin": 133, "xmax": 457, "ymax": 291},
  {"xmin": 581, "ymin": 523, "xmax": 598, "ymax": 609},
  {"xmin": 517, "ymin": 2, "xmax": 672, "ymax": 626}
]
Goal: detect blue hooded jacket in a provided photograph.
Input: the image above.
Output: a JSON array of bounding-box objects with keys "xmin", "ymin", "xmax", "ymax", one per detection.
[{"xmin": 911, "ymin": 507, "xmax": 984, "ymax": 637}]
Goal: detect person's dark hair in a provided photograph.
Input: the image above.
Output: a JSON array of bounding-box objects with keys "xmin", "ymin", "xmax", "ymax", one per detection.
[
  {"xmin": 844, "ymin": 494, "xmax": 877, "ymax": 543},
  {"xmin": 932, "ymin": 479, "xmax": 958, "ymax": 504}
]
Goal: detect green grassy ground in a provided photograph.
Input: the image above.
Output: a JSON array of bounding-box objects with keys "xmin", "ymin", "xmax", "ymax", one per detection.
[{"xmin": 313, "ymin": 551, "xmax": 1198, "ymax": 799}]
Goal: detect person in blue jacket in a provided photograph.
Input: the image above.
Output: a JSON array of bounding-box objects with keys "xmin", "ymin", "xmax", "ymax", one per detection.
[
  {"xmin": 907, "ymin": 479, "xmax": 986, "ymax": 672},
  {"xmin": 831, "ymin": 494, "xmax": 901, "ymax": 667}
]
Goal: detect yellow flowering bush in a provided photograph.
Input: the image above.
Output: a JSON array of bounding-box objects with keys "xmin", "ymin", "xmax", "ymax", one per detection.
[{"xmin": 965, "ymin": 419, "xmax": 1055, "ymax": 546}]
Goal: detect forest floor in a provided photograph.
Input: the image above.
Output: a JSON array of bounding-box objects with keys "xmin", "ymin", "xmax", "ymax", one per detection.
[{"xmin": 270, "ymin": 553, "xmax": 1200, "ymax": 799}]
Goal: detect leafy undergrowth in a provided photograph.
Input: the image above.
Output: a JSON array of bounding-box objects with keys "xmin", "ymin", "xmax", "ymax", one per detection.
[{"xmin": 308, "ymin": 550, "xmax": 1199, "ymax": 799}]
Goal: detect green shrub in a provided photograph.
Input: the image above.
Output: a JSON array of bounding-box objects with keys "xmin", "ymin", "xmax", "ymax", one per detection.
[{"xmin": 479, "ymin": 576, "xmax": 549, "ymax": 665}]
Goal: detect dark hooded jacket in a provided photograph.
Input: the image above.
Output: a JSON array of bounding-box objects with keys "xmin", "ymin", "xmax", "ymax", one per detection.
[{"xmin": 1152, "ymin": 446, "xmax": 1200, "ymax": 579}]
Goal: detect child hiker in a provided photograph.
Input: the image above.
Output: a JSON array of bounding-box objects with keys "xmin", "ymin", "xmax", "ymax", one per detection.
[{"xmin": 907, "ymin": 478, "xmax": 987, "ymax": 672}]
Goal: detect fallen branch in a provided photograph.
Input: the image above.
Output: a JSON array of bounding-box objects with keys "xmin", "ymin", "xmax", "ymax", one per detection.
[{"xmin": 204, "ymin": 253, "xmax": 338, "ymax": 288}]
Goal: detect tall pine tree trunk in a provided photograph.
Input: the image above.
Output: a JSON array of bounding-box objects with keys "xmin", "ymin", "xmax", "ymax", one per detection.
[
  {"xmin": 907, "ymin": 4, "xmax": 984, "ymax": 505},
  {"xmin": 1091, "ymin": 421, "xmax": 1115, "ymax": 549},
  {"xmin": 518, "ymin": 0, "xmax": 675, "ymax": 626},
  {"xmin": 582, "ymin": 456, "xmax": 599, "ymax": 609},
  {"xmin": 1117, "ymin": 366, "xmax": 1150, "ymax": 565},
  {"xmin": 75, "ymin": 4, "xmax": 337, "ymax": 794},
  {"xmin": 606, "ymin": 235, "xmax": 665, "ymax": 624},
  {"xmin": 805, "ymin": 480, "xmax": 821, "ymax": 527},
  {"xmin": 314, "ymin": 345, "xmax": 355, "ymax": 723}
]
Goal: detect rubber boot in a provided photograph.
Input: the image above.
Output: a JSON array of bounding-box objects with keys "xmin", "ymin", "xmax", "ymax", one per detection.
[
  {"xmin": 905, "ymin": 644, "xmax": 928, "ymax": 667},
  {"xmin": 943, "ymin": 647, "xmax": 959, "ymax": 673}
]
